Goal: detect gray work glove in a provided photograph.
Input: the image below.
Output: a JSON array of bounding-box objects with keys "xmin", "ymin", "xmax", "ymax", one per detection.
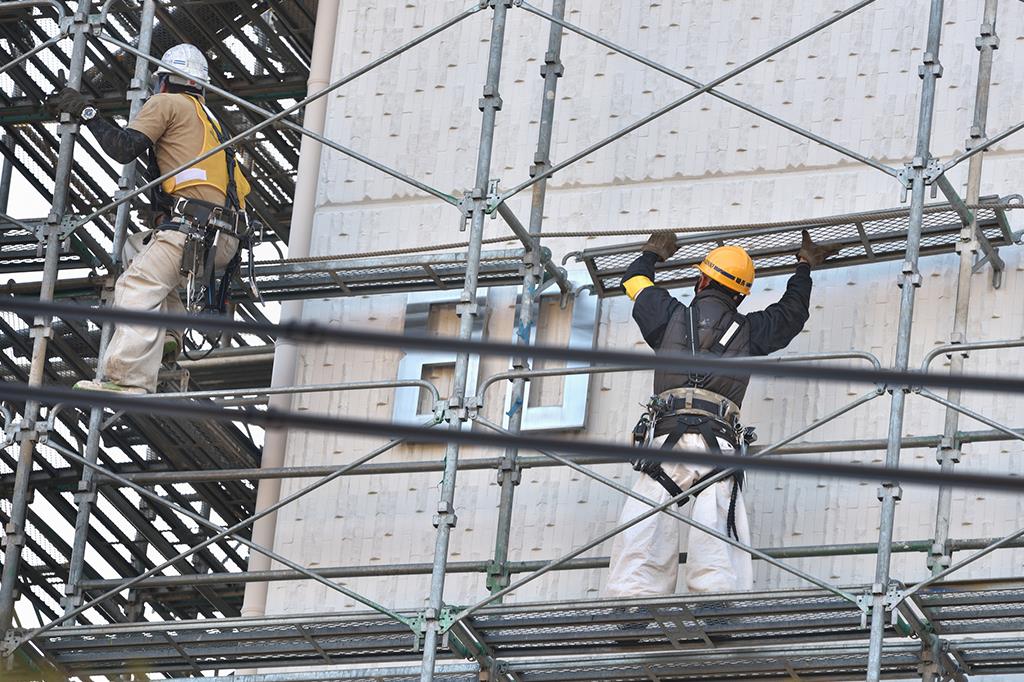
[
  {"xmin": 45, "ymin": 86, "xmax": 92, "ymax": 118},
  {"xmin": 797, "ymin": 229, "xmax": 841, "ymax": 267},
  {"xmin": 642, "ymin": 232, "xmax": 679, "ymax": 262}
]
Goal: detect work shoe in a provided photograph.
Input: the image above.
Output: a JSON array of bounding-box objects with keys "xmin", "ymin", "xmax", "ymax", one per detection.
[
  {"xmin": 73, "ymin": 379, "xmax": 147, "ymax": 395},
  {"xmin": 162, "ymin": 336, "xmax": 180, "ymax": 364}
]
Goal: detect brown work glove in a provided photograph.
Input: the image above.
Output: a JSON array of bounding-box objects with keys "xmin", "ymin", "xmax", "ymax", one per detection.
[
  {"xmin": 642, "ymin": 232, "xmax": 679, "ymax": 262},
  {"xmin": 45, "ymin": 86, "xmax": 92, "ymax": 118},
  {"xmin": 797, "ymin": 229, "xmax": 841, "ymax": 267}
]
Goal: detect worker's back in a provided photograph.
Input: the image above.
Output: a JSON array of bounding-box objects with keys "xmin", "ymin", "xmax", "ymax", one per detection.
[
  {"xmin": 128, "ymin": 92, "xmax": 229, "ymax": 207},
  {"xmin": 653, "ymin": 287, "xmax": 751, "ymax": 405}
]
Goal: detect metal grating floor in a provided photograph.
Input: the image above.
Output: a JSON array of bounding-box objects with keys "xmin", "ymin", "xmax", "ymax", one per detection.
[
  {"xmin": 0, "ymin": 220, "xmax": 98, "ymax": 274},
  {"xmin": 238, "ymin": 248, "xmax": 538, "ymax": 301},
  {"xmin": 26, "ymin": 579, "xmax": 1024, "ymax": 679},
  {"xmin": 568, "ymin": 197, "xmax": 1020, "ymax": 297}
]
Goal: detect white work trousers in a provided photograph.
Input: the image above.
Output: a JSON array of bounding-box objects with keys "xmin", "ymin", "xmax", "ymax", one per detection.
[
  {"xmin": 101, "ymin": 229, "xmax": 236, "ymax": 393},
  {"xmin": 605, "ymin": 432, "xmax": 753, "ymax": 596}
]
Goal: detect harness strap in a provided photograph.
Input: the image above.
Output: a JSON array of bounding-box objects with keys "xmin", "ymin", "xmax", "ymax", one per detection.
[
  {"xmin": 684, "ymin": 306, "xmax": 747, "ymax": 387},
  {"xmin": 192, "ymin": 96, "xmax": 240, "ymax": 212},
  {"xmin": 640, "ymin": 415, "xmax": 744, "ymax": 532},
  {"xmin": 144, "ymin": 143, "xmax": 174, "ymax": 224}
]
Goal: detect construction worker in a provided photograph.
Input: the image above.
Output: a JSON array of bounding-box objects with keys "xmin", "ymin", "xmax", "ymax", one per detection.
[
  {"xmin": 604, "ymin": 230, "xmax": 839, "ymax": 596},
  {"xmin": 47, "ymin": 44, "xmax": 251, "ymax": 394}
]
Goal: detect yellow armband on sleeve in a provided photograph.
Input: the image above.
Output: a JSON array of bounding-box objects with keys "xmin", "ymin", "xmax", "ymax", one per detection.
[{"xmin": 623, "ymin": 275, "xmax": 654, "ymax": 301}]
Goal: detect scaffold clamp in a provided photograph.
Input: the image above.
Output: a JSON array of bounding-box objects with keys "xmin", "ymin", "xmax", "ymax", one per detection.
[
  {"xmin": 1, "ymin": 631, "xmax": 21, "ymax": 659},
  {"xmin": 486, "ymin": 559, "xmax": 511, "ymax": 592},
  {"xmin": 856, "ymin": 591, "xmax": 873, "ymax": 626},
  {"xmin": 457, "ymin": 193, "xmax": 475, "ymax": 231},
  {"xmin": 877, "ymin": 482, "xmax": 903, "ymax": 502},
  {"xmin": 936, "ymin": 436, "xmax": 961, "ymax": 465}
]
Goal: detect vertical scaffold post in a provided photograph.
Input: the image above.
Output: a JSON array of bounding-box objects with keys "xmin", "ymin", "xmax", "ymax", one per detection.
[
  {"xmin": 0, "ymin": 0, "xmax": 94, "ymax": 638},
  {"xmin": 421, "ymin": 1, "xmax": 509, "ymax": 679},
  {"xmin": 63, "ymin": 0, "xmax": 158, "ymax": 617},
  {"xmin": 0, "ymin": 82, "xmax": 18, "ymax": 213},
  {"xmin": 240, "ymin": 0, "xmax": 341, "ymax": 627},
  {"xmin": 928, "ymin": 0, "xmax": 998, "ymax": 581},
  {"xmin": 487, "ymin": 0, "xmax": 566, "ymax": 598},
  {"xmin": 866, "ymin": 1, "xmax": 945, "ymax": 679}
]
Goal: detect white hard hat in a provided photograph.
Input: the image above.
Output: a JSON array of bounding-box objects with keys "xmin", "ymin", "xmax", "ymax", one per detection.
[{"xmin": 156, "ymin": 44, "xmax": 208, "ymax": 86}]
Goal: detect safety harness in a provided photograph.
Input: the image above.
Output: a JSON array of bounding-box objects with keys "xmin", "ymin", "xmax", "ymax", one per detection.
[
  {"xmin": 144, "ymin": 94, "xmax": 264, "ymax": 318},
  {"xmin": 631, "ymin": 304, "xmax": 755, "ymax": 539}
]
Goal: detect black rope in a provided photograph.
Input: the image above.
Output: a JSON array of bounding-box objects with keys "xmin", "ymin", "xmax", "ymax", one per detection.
[
  {"xmin": 4, "ymin": 381, "xmax": 1024, "ymax": 495},
  {"xmin": 4, "ymin": 298, "xmax": 1024, "ymax": 397}
]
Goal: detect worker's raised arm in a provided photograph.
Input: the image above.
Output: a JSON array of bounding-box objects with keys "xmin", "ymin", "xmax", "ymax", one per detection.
[
  {"xmin": 746, "ymin": 230, "xmax": 839, "ymax": 356},
  {"xmin": 46, "ymin": 87, "xmax": 154, "ymax": 164},
  {"xmin": 86, "ymin": 115, "xmax": 152, "ymax": 164},
  {"xmin": 622, "ymin": 232, "xmax": 681, "ymax": 349},
  {"xmin": 745, "ymin": 262, "xmax": 812, "ymax": 355}
]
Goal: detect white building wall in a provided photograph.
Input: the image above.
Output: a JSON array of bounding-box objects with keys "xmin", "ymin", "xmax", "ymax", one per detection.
[{"xmin": 265, "ymin": 0, "xmax": 1024, "ymax": 620}]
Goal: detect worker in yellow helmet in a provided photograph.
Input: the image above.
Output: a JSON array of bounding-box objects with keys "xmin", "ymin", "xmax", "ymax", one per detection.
[
  {"xmin": 606, "ymin": 230, "xmax": 839, "ymax": 597},
  {"xmin": 48, "ymin": 44, "xmax": 254, "ymax": 394}
]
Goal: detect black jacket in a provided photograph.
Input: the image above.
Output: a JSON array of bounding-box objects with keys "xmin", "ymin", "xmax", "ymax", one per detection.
[{"xmin": 623, "ymin": 251, "xmax": 812, "ymax": 406}]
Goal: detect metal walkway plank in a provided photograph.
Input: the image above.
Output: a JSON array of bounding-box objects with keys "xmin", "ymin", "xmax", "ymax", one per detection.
[
  {"xmin": 241, "ymin": 248, "xmax": 534, "ymax": 301},
  {"xmin": 568, "ymin": 196, "xmax": 1021, "ymax": 298},
  {"xmin": 27, "ymin": 580, "xmax": 1024, "ymax": 678}
]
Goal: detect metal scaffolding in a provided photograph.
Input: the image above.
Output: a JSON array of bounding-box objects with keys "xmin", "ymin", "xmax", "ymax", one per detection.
[{"xmin": 3, "ymin": 1, "xmax": 1024, "ymax": 681}]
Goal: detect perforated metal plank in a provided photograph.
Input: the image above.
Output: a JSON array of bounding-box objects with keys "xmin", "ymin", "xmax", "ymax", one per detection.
[
  {"xmin": 469, "ymin": 590, "xmax": 877, "ymax": 658},
  {"xmin": 35, "ymin": 613, "xmax": 426, "ymax": 676},
  {"xmin": 504, "ymin": 643, "xmax": 925, "ymax": 681},
  {"xmin": 913, "ymin": 578, "xmax": 1024, "ymax": 636},
  {"xmin": 959, "ymin": 639, "xmax": 1024, "ymax": 677},
  {"xmin": 0, "ymin": 221, "xmax": 96, "ymax": 274},
  {"xmin": 29, "ymin": 580, "xmax": 1024, "ymax": 678},
  {"xmin": 568, "ymin": 197, "xmax": 1020, "ymax": 297},
  {"xmin": 240, "ymin": 248, "xmax": 535, "ymax": 301}
]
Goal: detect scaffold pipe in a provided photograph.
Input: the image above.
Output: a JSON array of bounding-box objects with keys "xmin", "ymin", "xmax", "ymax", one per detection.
[{"xmin": 241, "ymin": 0, "xmax": 340, "ymax": 626}]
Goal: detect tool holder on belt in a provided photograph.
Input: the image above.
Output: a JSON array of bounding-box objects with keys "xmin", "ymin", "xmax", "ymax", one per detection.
[
  {"xmin": 630, "ymin": 388, "xmax": 756, "ymax": 540},
  {"xmin": 162, "ymin": 196, "xmax": 264, "ymax": 315}
]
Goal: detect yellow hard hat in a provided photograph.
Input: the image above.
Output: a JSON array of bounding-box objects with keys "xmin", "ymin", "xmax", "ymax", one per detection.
[{"xmin": 697, "ymin": 245, "xmax": 755, "ymax": 295}]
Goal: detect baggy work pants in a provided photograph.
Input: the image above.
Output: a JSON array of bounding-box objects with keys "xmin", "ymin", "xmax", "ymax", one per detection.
[
  {"xmin": 101, "ymin": 229, "xmax": 236, "ymax": 393},
  {"xmin": 604, "ymin": 432, "xmax": 753, "ymax": 596}
]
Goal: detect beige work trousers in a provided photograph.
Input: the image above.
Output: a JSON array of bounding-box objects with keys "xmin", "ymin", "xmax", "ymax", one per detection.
[
  {"xmin": 604, "ymin": 432, "xmax": 753, "ymax": 597},
  {"xmin": 101, "ymin": 229, "xmax": 236, "ymax": 393}
]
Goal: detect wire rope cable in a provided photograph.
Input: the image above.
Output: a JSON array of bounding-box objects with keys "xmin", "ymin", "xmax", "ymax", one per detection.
[{"xmin": 267, "ymin": 199, "xmax": 1023, "ymax": 264}]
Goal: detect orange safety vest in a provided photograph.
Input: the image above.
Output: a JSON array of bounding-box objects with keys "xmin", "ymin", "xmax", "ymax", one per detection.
[{"xmin": 161, "ymin": 95, "xmax": 251, "ymax": 210}]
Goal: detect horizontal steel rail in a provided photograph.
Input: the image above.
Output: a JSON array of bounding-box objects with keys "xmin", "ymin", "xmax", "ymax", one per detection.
[
  {"xmin": 7, "ymin": 381, "xmax": 1024, "ymax": 492},
  {"xmin": 921, "ymin": 337, "xmax": 1024, "ymax": 371},
  {"xmin": 147, "ymin": 378, "xmax": 440, "ymax": 406},
  {"xmin": 72, "ymin": 534, "xmax": 1024, "ymax": 591},
  {"xmin": 477, "ymin": 350, "xmax": 882, "ymax": 397},
  {"xmin": 6, "ymin": 297, "xmax": 1022, "ymax": 397},
  {"xmin": 6, "ymin": 424, "xmax": 1024, "ymax": 491}
]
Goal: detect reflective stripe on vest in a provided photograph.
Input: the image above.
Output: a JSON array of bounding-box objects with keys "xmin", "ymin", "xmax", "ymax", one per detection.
[{"xmin": 161, "ymin": 94, "xmax": 251, "ymax": 209}]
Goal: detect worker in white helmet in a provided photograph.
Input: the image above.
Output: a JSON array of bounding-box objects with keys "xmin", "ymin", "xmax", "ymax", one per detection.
[{"xmin": 48, "ymin": 44, "xmax": 253, "ymax": 394}]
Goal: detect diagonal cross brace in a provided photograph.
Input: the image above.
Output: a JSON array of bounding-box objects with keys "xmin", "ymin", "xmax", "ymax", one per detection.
[
  {"xmin": 495, "ymin": 0, "xmax": 881, "ymax": 208},
  {"xmin": 516, "ymin": 1, "xmax": 897, "ymax": 178}
]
